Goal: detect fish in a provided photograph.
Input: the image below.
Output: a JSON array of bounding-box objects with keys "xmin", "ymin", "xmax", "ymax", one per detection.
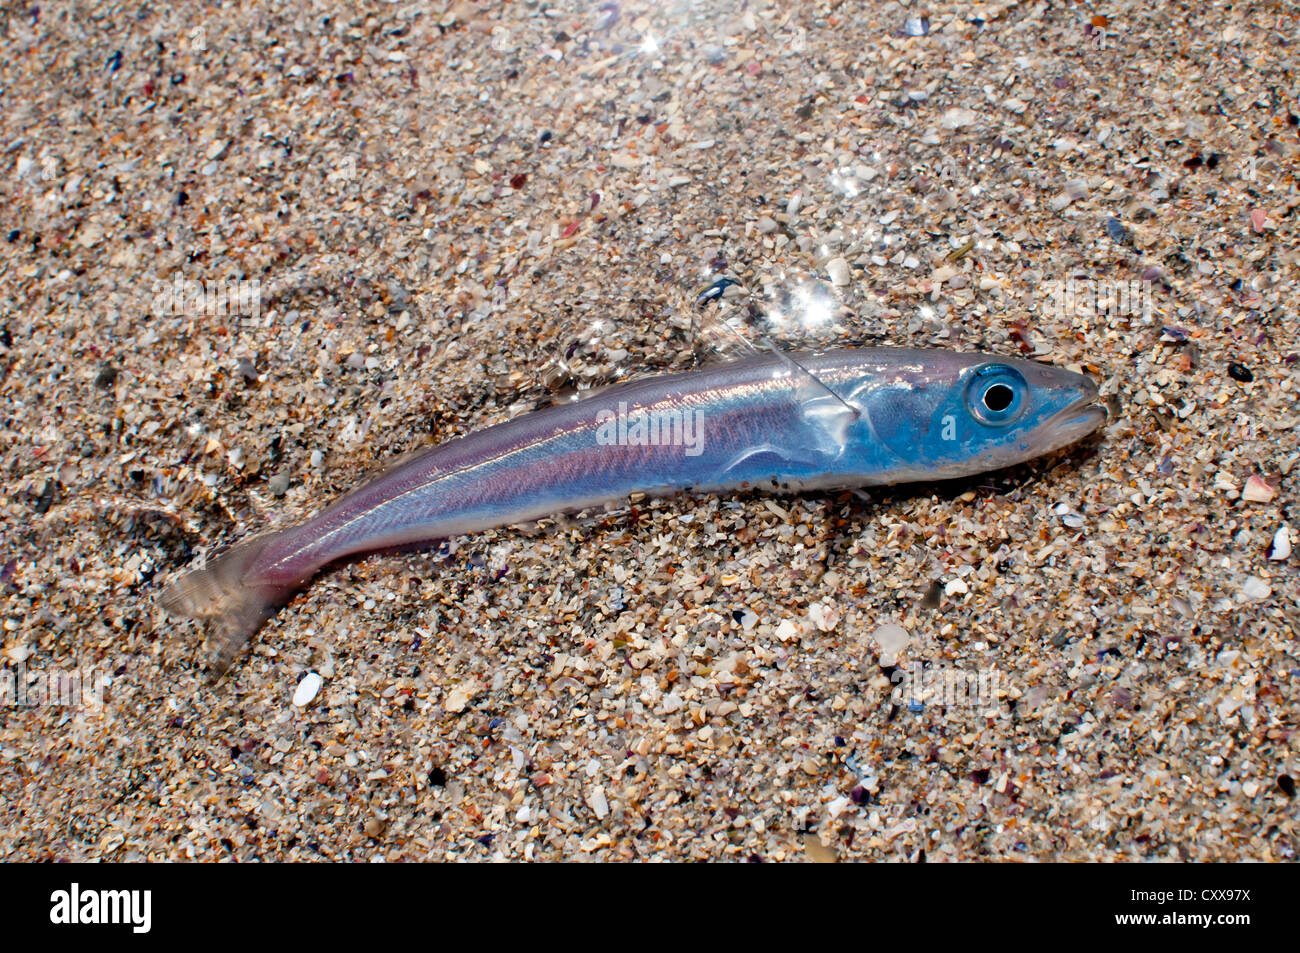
[{"xmin": 159, "ymin": 347, "xmax": 1104, "ymax": 673}]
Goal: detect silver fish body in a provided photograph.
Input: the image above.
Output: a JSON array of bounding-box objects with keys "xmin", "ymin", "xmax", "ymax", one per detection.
[{"xmin": 160, "ymin": 347, "xmax": 1103, "ymax": 671}]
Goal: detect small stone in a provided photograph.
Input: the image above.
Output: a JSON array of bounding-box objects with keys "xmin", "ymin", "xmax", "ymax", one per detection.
[
  {"xmin": 1250, "ymin": 208, "xmax": 1268, "ymax": 233},
  {"xmin": 1218, "ymin": 695, "xmax": 1243, "ymax": 721},
  {"xmin": 292, "ymin": 671, "xmax": 323, "ymax": 707},
  {"xmin": 1227, "ymin": 362, "xmax": 1254, "ymax": 383},
  {"xmin": 1242, "ymin": 475, "xmax": 1275, "ymax": 503},
  {"xmin": 944, "ymin": 578, "xmax": 969, "ymax": 596},
  {"xmin": 661, "ymin": 693, "xmax": 683, "ymax": 714},
  {"xmin": 445, "ymin": 680, "xmax": 480, "ymax": 713},
  {"xmin": 826, "ymin": 257, "xmax": 850, "ymax": 286},
  {"xmin": 871, "ymin": 622, "xmax": 910, "ymax": 666},
  {"xmin": 1241, "ymin": 780, "xmax": 1259, "ymax": 798},
  {"xmin": 1054, "ymin": 503, "xmax": 1086, "ymax": 529},
  {"xmin": 939, "ymin": 108, "xmax": 978, "ymax": 130},
  {"xmin": 267, "ymin": 472, "xmax": 290, "ymax": 497},
  {"xmin": 807, "ymin": 601, "xmax": 842, "ymax": 632},
  {"xmin": 94, "ymin": 363, "xmax": 119, "ymax": 389},
  {"xmin": 586, "ymin": 784, "xmax": 610, "ymax": 819},
  {"xmin": 1268, "ymin": 525, "xmax": 1291, "ymax": 561},
  {"xmin": 775, "ymin": 618, "xmax": 801, "ymax": 642},
  {"xmin": 1238, "ymin": 576, "xmax": 1271, "ymax": 602},
  {"xmin": 695, "ymin": 276, "xmax": 741, "ymax": 306}
]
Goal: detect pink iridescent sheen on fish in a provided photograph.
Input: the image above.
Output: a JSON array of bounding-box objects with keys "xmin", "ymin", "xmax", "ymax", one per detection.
[{"xmin": 159, "ymin": 347, "xmax": 1104, "ymax": 672}]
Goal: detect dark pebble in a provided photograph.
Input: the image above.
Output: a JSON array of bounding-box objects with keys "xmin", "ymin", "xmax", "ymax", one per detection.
[
  {"xmin": 94, "ymin": 362, "xmax": 119, "ymax": 389},
  {"xmin": 34, "ymin": 479, "xmax": 56, "ymax": 514},
  {"xmin": 1279, "ymin": 775, "xmax": 1296, "ymax": 798},
  {"xmin": 694, "ymin": 276, "xmax": 740, "ymax": 306},
  {"xmin": 1227, "ymin": 362, "xmax": 1253, "ymax": 383}
]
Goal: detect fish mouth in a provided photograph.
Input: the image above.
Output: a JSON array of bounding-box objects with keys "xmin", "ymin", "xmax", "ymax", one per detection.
[{"xmin": 1044, "ymin": 394, "xmax": 1108, "ymax": 446}]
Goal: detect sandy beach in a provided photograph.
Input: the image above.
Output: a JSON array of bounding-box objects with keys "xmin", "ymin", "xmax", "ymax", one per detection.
[{"xmin": 0, "ymin": 0, "xmax": 1296, "ymax": 860}]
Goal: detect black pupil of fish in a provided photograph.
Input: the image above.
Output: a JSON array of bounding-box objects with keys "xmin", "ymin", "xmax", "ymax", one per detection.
[{"xmin": 982, "ymin": 383, "xmax": 1014, "ymax": 413}]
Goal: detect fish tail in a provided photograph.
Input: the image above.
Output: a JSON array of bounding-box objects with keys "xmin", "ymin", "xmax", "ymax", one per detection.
[{"xmin": 158, "ymin": 531, "xmax": 301, "ymax": 676}]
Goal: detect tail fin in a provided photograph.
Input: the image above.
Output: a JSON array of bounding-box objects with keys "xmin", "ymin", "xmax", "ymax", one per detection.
[{"xmin": 158, "ymin": 531, "xmax": 301, "ymax": 676}]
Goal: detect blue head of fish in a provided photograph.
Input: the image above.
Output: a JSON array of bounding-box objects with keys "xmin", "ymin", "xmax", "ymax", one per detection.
[{"xmin": 823, "ymin": 350, "xmax": 1105, "ymax": 482}]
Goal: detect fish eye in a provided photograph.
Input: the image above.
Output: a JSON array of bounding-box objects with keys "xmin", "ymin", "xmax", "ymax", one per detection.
[
  {"xmin": 966, "ymin": 366, "xmax": 1027, "ymax": 426},
  {"xmin": 983, "ymin": 383, "xmax": 1014, "ymax": 412}
]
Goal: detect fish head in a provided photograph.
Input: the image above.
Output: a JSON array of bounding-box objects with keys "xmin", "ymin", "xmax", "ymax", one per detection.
[{"xmin": 834, "ymin": 350, "xmax": 1105, "ymax": 481}]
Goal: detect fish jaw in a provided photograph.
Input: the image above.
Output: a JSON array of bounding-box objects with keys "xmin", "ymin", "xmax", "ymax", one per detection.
[{"xmin": 1033, "ymin": 392, "xmax": 1108, "ymax": 454}]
